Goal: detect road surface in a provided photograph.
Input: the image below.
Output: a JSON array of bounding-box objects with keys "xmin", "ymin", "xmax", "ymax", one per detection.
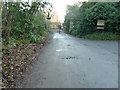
[{"xmin": 18, "ymin": 30, "xmax": 118, "ymax": 88}]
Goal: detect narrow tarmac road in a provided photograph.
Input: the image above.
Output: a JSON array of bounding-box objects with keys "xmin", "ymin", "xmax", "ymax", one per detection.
[{"xmin": 18, "ymin": 30, "xmax": 118, "ymax": 88}]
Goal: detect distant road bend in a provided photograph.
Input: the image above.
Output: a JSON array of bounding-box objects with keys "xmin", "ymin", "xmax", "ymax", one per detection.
[{"xmin": 18, "ymin": 30, "xmax": 118, "ymax": 88}]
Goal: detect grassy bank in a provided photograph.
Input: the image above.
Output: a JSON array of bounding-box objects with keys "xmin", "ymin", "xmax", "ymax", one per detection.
[{"xmin": 82, "ymin": 32, "xmax": 119, "ymax": 41}]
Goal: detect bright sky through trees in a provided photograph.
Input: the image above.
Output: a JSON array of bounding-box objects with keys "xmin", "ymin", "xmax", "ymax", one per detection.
[
  {"xmin": 21, "ymin": 0, "xmax": 87, "ymax": 22},
  {"xmin": 49, "ymin": 0, "xmax": 88, "ymax": 22}
]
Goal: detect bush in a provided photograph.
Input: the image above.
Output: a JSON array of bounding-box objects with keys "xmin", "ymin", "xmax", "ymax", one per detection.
[
  {"xmin": 2, "ymin": 2, "xmax": 52, "ymax": 49},
  {"xmin": 63, "ymin": 2, "xmax": 119, "ymax": 39}
]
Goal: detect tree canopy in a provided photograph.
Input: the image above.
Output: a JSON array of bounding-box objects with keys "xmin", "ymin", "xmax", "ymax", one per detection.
[
  {"xmin": 64, "ymin": 2, "xmax": 120, "ymax": 36},
  {"xmin": 2, "ymin": 1, "xmax": 53, "ymax": 49}
]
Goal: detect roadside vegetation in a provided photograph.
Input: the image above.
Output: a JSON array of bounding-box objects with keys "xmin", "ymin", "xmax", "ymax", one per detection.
[
  {"xmin": 63, "ymin": 2, "xmax": 120, "ymax": 40},
  {"xmin": 2, "ymin": 1, "xmax": 52, "ymax": 88},
  {"xmin": 83, "ymin": 32, "xmax": 119, "ymax": 41}
]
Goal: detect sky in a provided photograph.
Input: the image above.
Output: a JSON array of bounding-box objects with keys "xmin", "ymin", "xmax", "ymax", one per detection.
[
  {"xmin": 22, "ymin": 0, "xmax": 87, "ymax": 22},
  {"xmin": 49, "ymin": 0, "xmax": 88, "ymax": 22}
]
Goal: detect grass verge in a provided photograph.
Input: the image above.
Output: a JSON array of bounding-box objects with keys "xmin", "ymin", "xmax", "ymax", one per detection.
[{"xmin": 83, "ymin": 32, "xmax": 119, "ymax": 41}]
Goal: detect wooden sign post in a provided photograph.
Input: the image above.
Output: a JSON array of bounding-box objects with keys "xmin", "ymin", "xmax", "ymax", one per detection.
[{"xmin": 97, "ymin": 20, "xmax": 105, "ymax": 30}]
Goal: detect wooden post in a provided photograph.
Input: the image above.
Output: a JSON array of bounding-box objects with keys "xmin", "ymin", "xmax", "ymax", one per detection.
[
  {"xmin": 69, "ymin": 19, "xmax": 74, "ymax": 32},
  {"xmin": 47, "ymin": 17, "xmax": 51, "ymax": 31}
]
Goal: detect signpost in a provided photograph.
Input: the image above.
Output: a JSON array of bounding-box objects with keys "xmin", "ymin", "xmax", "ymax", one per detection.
[
  {"xmin": 47, "ymin": 17, "xmax": 51, "ymax": 31},
  {"xmin": 69, "ymin": 18, "xmax": 74, "ymax": 32},
  {"xmin": 97, "ymin": 20, "xmax": 105, "ymax": 30}
]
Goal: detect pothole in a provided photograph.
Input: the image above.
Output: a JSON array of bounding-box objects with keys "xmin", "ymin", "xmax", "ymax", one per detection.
[
  {"xmin": 113, "ymin": 52, "xmax": 117, "ymax": 55},
  {"xmin": 67, "ymin": 44, "xmax": 71, "ymax": 46},
  {"xmin": 84, "ymin": 44, "xmax": 88, "ymax": 46},
  {"xmin": 61, "ymin": 56, "xmax": 78, "ymax": 60}
]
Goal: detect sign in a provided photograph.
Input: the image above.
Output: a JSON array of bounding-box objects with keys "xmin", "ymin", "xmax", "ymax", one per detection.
[
  {"xmin": 97, "ymin": 20, "xmax": 105, "ymax": 26},
  {"xmin": 97, "ymin": 20, "xmax": 105, "ymax": 30}
]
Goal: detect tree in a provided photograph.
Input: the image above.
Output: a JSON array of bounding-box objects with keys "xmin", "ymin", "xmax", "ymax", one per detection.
[
  {"xmin": 64, "ymin": 2, "xmax": 119, "ymax": 36},
  {"xmin": 2, "ymin": 1, "xmax": 53, "ymax": 49}
]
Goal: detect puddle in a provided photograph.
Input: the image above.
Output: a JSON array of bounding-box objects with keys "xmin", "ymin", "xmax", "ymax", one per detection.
[
  {"xmin": 53, "ymin": 33, "xmax": 64, "ymax": 39},
  {"xmin": 56, "ymin": 49, "xmax": 63, "ymax": 52}
]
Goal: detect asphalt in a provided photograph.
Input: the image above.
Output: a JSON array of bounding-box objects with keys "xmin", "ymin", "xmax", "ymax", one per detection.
[{"xmin": 18, "ymin": 30, "xmax": 118, "ymax": 88}]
